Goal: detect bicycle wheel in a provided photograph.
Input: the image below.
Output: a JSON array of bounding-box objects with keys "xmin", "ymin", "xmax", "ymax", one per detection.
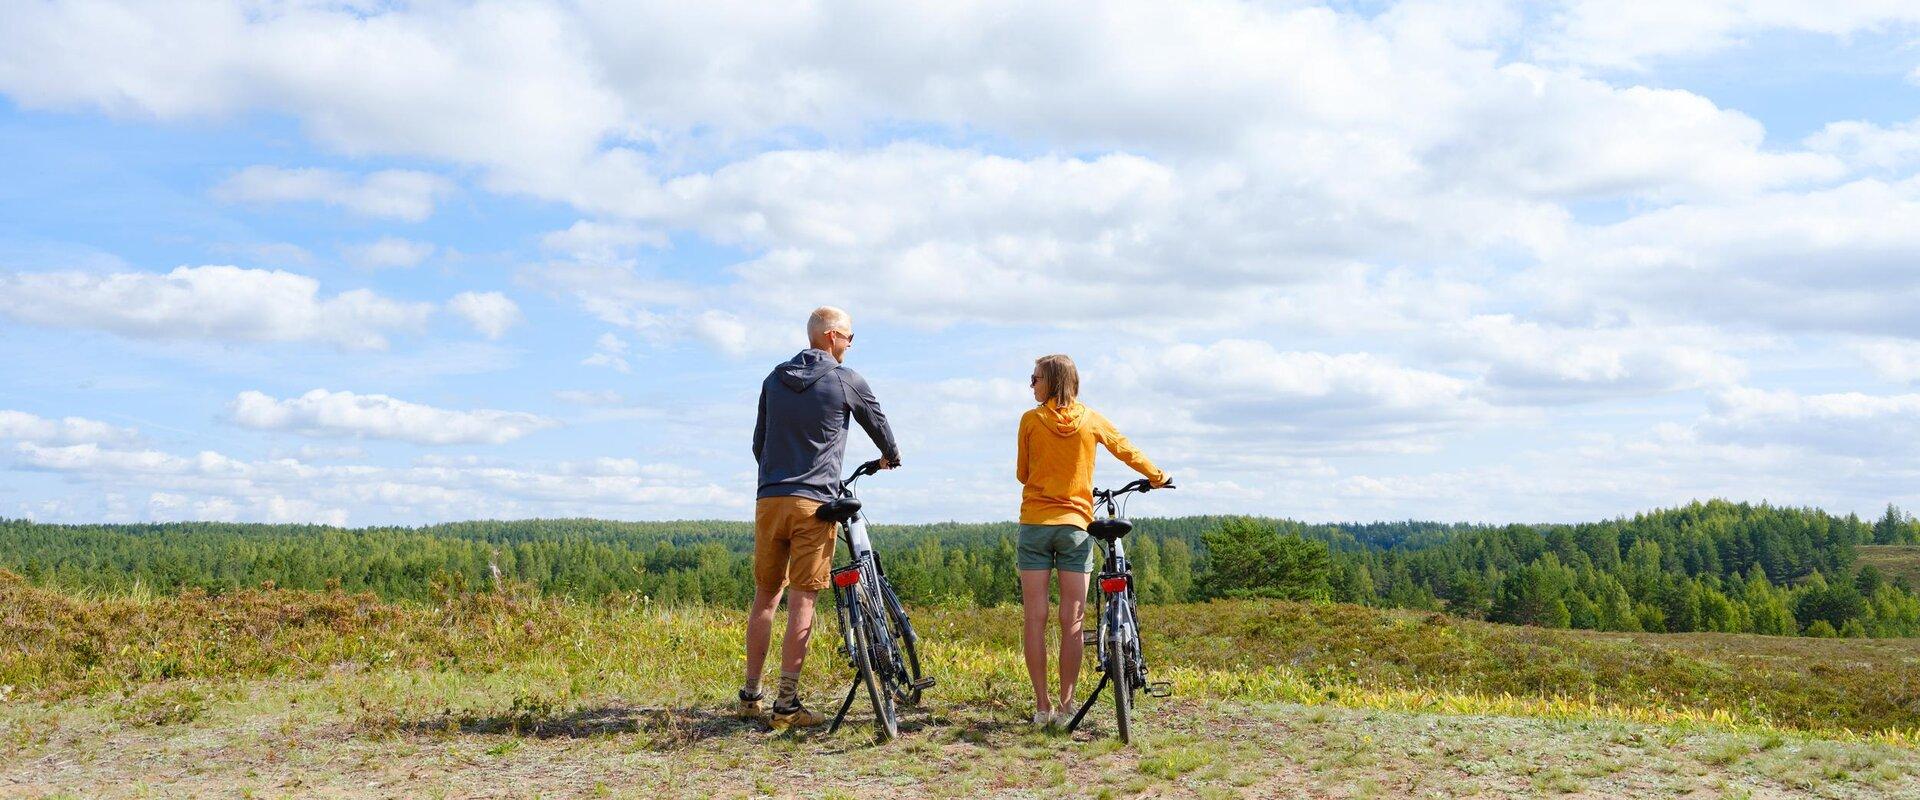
[
  {"xmin": 1107, "ymin": 596, "xmax": 1132, "ymax": 744},
  {"xmin": 850, "ymin": 587, "xmax": 899, "ymax": 741},
  {"xmin": 879, "ymin": 580, "xmax": 924, "ymax": 705}
]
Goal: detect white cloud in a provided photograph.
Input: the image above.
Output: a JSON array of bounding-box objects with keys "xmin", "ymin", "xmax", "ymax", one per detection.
[
  {"xmin": 0, "ymin": 265, "xmax": 432, "ymax": 350},
  {"xmin": 1, "ymin": 1, "xmax": 1841, "ymax": 211},
  {"xmin": 230, "ymin": 389, "xmax": 558, "ymax": 445},
  {"xmin": 1534, "ymin": 2, "xmax": 1920, "ymax": 70},
  {"xmin": 209, "ymin": 241, "xmax": 315, "ymax": 267},
  {"xmin": 0, "ymin": 410, "xmax": 138, "ymax": 445},
  {"xmin": 343, "ymin": 236, "xmax": 436, "ymax": 269},
  {"xmin": 1106, "ymin": 339, "xmax": 1497, "ymax": 453},
  {"xmin": 1701, "ymin": 386, "xmax": 1920, "ymax": 459},
  {"xmin": 0, "ymin": 2, "xmax": 621, "ymax": 176},
  {"xmin": 213, "ymin": 166, "xmax": 453, "ymax": 222},
  {"xmin": 1806, "ymin": 116, "xmax": 1920, "ymax": 173},
  {"xmin": 272, "ymin": 444, "xmax": 367, "ymax": 462},
  {"xmin": 554, "ymin": 389, "xmax": 624, "ymax": 407},
  {"xmin": 540, "ymin": 220, "xmax": 669, "ymax": 260},
  {"xmin": 1852, "ymin": 339, "xmax": 1920, "ymax": 383},
  {"xmin": 1444, "ymin": 315, "xmax": 1746, "ymax": 402},
  {"xmin": 12, "ymin": 441, "xmax": 735, "ymax": 525},
  {"xmin": 1541, "ymin": 177, "xmax": 1920, "ymax": 338},
  {"xmin": 447, "ymin": 291, "xmax": 522, "ymax": 339},
  {"xmin": 582, "ymin": 332, "xmax": 632, "ymax": 373}
]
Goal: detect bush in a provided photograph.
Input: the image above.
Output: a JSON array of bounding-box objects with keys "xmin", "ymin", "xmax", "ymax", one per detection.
[{"xmin": 1196, "ymin": 518, "xmax": 1331, "ymax": 601}]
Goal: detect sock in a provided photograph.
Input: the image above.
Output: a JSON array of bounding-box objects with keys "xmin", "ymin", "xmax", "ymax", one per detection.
[
  {"xmin": 742, "ymin": 672, "xmax": 762, "ymax": 697},
  {"xmin": 774, "ymin": 670, "xmax": 801, "ymax": 707}
]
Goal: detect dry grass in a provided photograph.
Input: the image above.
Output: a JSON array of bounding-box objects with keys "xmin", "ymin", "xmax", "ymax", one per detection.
[
  {"xmin": 6, "ymin": 683, "xmax": 1916, "ymax": 799},
  {"xmin": 6, "ymin": 570, "xmax": 1920, "ymax": 797},
  {"xmin": 5, "ymin": 571, "xmax": 1919, "ymax": 746}
]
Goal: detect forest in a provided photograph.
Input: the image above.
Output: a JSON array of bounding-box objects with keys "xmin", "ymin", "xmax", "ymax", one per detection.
[{"xmin": 5, "ymin": 499, "xmax": 1919, "ymax": 638}]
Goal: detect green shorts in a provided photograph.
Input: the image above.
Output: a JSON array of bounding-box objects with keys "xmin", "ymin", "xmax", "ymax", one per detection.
[{"xmin": 1017, "ymin": 524, "xmax": 1096, "ymax": 573}]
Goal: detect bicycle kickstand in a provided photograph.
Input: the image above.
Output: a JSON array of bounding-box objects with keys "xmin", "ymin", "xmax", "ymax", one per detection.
[
  {"xmin": 827, "ymin": 676, "xmax": 861, "ymax": 734},
  {"xmin": 1065, "ymin": 671, "xmax": 1110, "ymax": 732}
]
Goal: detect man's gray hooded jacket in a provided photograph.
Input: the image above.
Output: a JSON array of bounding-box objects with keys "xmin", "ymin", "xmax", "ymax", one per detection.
[{"xmin": 753, "ymin": 348, "xmax": 900, "ymax": 501}]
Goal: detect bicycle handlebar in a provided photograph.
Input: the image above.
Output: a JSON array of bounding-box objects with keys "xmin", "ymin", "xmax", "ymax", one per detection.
[
  {"xmin": 846, "ymin": 458, "xmax": 897, "ymax": 482},
  {"xmin": 1094, "ymin": 478, "xmax": 1175, "ymax": 502}
]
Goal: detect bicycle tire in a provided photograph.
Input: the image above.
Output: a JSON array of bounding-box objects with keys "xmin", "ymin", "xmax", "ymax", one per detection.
[
  {"xmin": 880, "ymin": 581, "xmax": 925, "ymax": 705},
  {"xmin": 850, "ymin": 586, "xmax": 899, "ymax": 741},
  {"xmin": 1111, "ymin": 630, "xmax": 1132, "ymax": 745}
]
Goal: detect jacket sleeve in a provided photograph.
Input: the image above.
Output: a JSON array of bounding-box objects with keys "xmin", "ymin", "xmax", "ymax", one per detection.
[
  {"xmin": 1016, "ymin": 412, "xmax": 1031, "ymax": 484},
  {"xmin": 752, "ymin": 382, "xmax": 768, "ymax": 462},
  {"xmin": 1094, "ymin": 412, "xmax": 1168, "ymax": 485},
  {"xmin": 841, "ymin": 368, "xmax": 901, "ymax": 463}
]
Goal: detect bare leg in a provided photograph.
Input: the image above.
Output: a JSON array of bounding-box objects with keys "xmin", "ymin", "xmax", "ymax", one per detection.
[
  {"xmin": 778, "ymin": 587, "xmax": 819, "ymax": 674},
  {"xmin": 744, "ymin": 584, "xmax": 781, "ymax": 691},
  {"xmin": 1019, "ymin": 569, "xmax": 1054, "ymax": 713},
  {"xmin": 1056, "ymin": 570, "xmax": 1089, "ymax": 709}
]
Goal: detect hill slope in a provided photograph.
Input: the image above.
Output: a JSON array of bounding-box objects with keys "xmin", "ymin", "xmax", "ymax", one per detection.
[
  {"xmin": 1860, "ymin": 545, "xmax": 1920, "ymax": 588},
  {"xmin": 3, "ymin": 576, "xmax": 1917, "ymax": 797}
]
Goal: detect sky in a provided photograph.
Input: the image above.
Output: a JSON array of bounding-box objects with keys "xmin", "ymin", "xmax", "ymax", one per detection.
[{"xmin": 3, "ymin": 0, "xmax": 1920, "ymax": 527}]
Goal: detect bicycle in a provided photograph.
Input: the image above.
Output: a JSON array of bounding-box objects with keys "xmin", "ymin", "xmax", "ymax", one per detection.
[
  {"xmin": 1066, "ymin": 478, "xmax": 1175, "ymax": 744},
  {"xmin": 816, "ymin": 458, "xmax": 935, "ymax": 741}
]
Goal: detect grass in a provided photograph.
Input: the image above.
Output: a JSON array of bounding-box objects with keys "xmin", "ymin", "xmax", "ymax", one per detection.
[
  {"xmin": 4, "ymin": 571, "xmax": 1918, "ymax": 742},
  {"xmin": 5, "ymin": 570, "xmax": 1920, "ymax": 796}
]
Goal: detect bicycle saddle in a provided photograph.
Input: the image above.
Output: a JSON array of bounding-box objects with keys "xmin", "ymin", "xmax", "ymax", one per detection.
[
  {"xmin": 815, "ymin": 496, "xmax": 863, "ymax": 523},
  {"xmin": 1088, "ymin": 518, "xmax": 1133, "ymax": 541}
]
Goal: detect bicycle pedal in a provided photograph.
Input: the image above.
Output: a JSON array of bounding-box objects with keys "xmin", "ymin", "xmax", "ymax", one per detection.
[
  {"xmin": 1082, "ymin": 631, "xmax": 1098, "ymax": 645},
  {"xmin": 1146, "ymin": 682, "xmax": 1173, "ymax": 698},
  {"xmin": 908, "ymin": 677, "xmax": 936, "ymax": 691}
]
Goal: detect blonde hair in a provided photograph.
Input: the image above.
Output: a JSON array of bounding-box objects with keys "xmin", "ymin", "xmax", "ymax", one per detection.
[
  {"xmin": 807, "ymin": 306, "xmax": 851, "ymax": 340},
  {"xmin": 1034, "ymin": 354, "xmax": 1079, "ymax": 407}
]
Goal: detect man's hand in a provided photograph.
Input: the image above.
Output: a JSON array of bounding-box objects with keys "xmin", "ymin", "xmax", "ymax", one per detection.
[{"xmin": 877, "ymin": 456, "xmax": 900, "ymax": 470}]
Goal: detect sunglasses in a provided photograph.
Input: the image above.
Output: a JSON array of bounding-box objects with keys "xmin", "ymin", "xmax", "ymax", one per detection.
[
  {"xmin": 831, "ymin": 330, "xmax": 855, "ymax": 344},
  {"xmin": 1029, "ymin": 374, "xmax": 1041, "ymax": 387}
]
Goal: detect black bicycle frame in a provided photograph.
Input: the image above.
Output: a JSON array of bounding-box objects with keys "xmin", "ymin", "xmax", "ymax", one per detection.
[{"xmin": 1068, "ymin": 479, "xmax": 1173, "ymax": 737}]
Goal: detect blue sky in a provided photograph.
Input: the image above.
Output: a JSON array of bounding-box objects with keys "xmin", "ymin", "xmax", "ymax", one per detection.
[{"xmin": 2, "ymin": 1, "xmax": 1920, "ymax": 526}]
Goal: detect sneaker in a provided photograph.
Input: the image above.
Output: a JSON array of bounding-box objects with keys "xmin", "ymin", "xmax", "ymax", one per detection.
[
  {"xmin": 1032, "ymin": 709, "xmax": 1052, "ymax": 728},
  {"xmin": 1051, "ymin": 704, "xmax": 1074, "ymax": 728},
  {"xmin": 770, "ymin": 701, "xmax": 828, "ymax": 729},
  {"xmin": 735, "ymin": 690, "xmax": 765, "ymax": 720}
]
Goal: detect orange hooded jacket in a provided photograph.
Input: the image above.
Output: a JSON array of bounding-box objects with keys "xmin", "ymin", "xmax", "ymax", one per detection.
[{"xmin": 1017, "ymin": 400, "xmax": 1168, "ymax": 528}]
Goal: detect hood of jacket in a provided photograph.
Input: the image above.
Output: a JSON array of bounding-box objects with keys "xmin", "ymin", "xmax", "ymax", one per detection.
[
  {"xmin": 775, "ymin": 348, "xmax": 840, "ymax": 392},
  {"xmin": 1035, "ymin": 400, "xmax": 1089, "ymax": 437}
]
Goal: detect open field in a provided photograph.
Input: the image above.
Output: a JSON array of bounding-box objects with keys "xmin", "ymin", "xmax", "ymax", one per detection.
[
  {"xmin": 9, "ymin": 683, "xmax": 1920, "ymax": 799},
  {"xmin": 4, "ymin": 572, "xmax": 1920, "ymax": 797}
]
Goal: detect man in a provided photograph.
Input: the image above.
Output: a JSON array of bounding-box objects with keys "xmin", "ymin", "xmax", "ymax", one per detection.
[{"xmin": 740, "ymin": 306, "xmax": 901, "ymax": 728}]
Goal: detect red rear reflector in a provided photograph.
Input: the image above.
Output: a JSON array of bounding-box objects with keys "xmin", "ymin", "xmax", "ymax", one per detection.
[
  {"xmin": 1100, "ymin": 576, "xmax": 1129, "ymax": 593},
  {"xmin": 832, "ymin": 570, "xmax": 861, "ymax": 588}
]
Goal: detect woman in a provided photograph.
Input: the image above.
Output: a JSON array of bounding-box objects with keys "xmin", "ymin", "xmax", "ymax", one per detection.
[{"xmin": 1015, "ymin": 354, "xmax": 1170, "ymax": 727}]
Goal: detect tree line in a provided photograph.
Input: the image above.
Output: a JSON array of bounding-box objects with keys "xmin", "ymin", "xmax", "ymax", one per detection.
[{"xmin": 3, "ymin": 500, "xmax": 1917, "ymax": 638}]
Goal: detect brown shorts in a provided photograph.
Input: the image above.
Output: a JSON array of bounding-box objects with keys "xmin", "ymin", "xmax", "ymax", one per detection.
[{"xmin": 753, "ymin": 496, "xmax": 838, "ymax": 592}]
